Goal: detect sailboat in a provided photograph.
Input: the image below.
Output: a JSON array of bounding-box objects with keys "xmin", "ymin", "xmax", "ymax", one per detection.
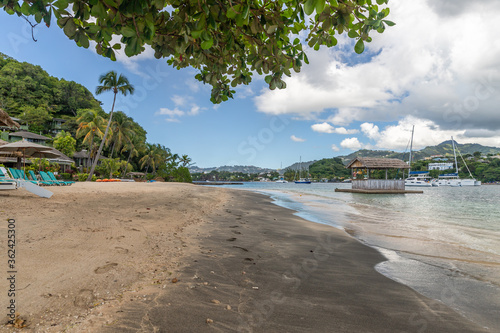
[
  {"xmin": 275, "ymin": 162, "xmax": 288, "ymax": 183},
  {"xmin": 432, "ymin": 138, "xmax": 481, "ymax": 186},
  {"xmin": 405, "ymin": 126, "xmax": 434, "ymax": 187},
  {"xmin": 294, "ymin": 156, "xmax": 311, "ymax": 184}
]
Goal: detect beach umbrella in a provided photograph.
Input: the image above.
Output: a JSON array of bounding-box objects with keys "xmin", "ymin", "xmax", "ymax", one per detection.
[
  {"xmin": 0, "ymin": 109, "xmax": 20, "ymax": 128},
  {"xmin": 0, "ymin": 140, "xmax": 55, "ymax": 169}
]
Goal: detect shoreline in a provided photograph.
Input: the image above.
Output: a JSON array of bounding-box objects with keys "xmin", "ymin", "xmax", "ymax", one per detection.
[
  {"xmin": 1, "ymin": 183, "xmax": 489, "ymax": 332},
  {"xmin": 247, "ymin": 186, "xmax": 500, "ymax": 330}
]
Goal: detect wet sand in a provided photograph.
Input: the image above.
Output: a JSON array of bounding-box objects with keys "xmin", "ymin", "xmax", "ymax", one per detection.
[{"xmin": 0, "ymin": 183, "xmax": 488, "ymax": 332}]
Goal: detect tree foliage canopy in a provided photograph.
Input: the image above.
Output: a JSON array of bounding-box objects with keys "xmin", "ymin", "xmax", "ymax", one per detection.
[
  {"xmin": 1, "ymin": 0, "xmax": 393, "ymax": 103},
  {"xmin": 0, "ymin": 53, "xmax": 102, "ymax": 117}
]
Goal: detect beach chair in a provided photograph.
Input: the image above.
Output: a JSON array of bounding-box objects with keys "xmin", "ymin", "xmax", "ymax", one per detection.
[
  {"xmin": 0, "ymin": 167, "xmax": 53, "ymax": 198},
  {"xmin": 39, "ymin": 171, "xmax": 65, "ymax": 186},
  {"xmin": 48, "ymin": 171, "xmax": 74, "ymax": 185},
  {"xmin": 8, "ymin": 168, "xmax": 38, "ymax": 185},
  {"xmin": 0, "ymin": 167, "xmax": 19, "ymax": 190},
  {"xmin": 28, "ymin": 170, "xmax": 52, "ymax": 186}
]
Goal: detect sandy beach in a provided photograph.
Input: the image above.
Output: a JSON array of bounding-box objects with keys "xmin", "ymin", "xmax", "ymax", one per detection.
[{"xmin": 0, "ymin": 183, "xmax": 489, "ymax": 332}]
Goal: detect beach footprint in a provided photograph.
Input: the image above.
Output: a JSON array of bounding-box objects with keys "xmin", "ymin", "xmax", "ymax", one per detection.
[
  {"xmin": 74, "ymin": 289, "xmax": 95, "ymax": 308},
  {"xmin": 115, "ymin": 247, "xmax": 129, "ymax": 254},
  {"xmin": 94, "ymin": 263, "xmax": 118, "ymax": 274}
]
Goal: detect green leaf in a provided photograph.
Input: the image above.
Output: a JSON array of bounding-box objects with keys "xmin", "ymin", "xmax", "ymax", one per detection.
[
  {"xmin": 112, "ymin": 43, "xmax": 121, "ymax": 49},
  {"xmin": 53, "ymin": 0, "xmax": 69, "ymax": 9},
  {"xmin": 304, "ymin": 0, "xmax": 316, "ymax": 16},
  {"xmin": 79, "ymin": 34, "xmax": 90, "ymax": 48},
  {"xmin": 348, "ymin": 30, "xmax": 359, "ymax": 38},
  {"xmin": 383, "ymin": 20, "xmax": 395, "ymax": 26},
  {"xmin": 121, "ymin": 26, "xmax": 137, "ymax": 37},
  {"xmin": 154, "ymin": 0, "xmax": 165, "ymax": 9},
  {"xmin": 20, "ymin": 1, "xmax": 31, "ymax": 15},
  {"xmin": 201, "ymin": 38, "xmax": 214, "ymax": 50},
  {"xmin": 315, "ymin": 0, "xmax": 326, "ymax": 14},
  {"xmin": 91, "ymin": 2, "xmax": 106, "ymax": 17},
  {"xmin": 354, "ymin": 39, "xmax": 364, "ymax": 54},
  {"xmin": 331, "ymin": 0, "xmax": 339, "ymax": 7},
  {"xmin": 264, "ymin": 75, "xmax": 272, "ymax": 84},
  {"xmin": 86, "ymin": 24, "xmax": 100, "ymax": 34},
  {"xmin": 63, "ymin": 18, "xmax": 77, "ymax": 38},
  {"xmin": 241, "ymin": 5, "xmax": 249, "ymax": 19},
  {"xmin": 191, "ymin": 30, "xmax": 203, "ymax": 39}
]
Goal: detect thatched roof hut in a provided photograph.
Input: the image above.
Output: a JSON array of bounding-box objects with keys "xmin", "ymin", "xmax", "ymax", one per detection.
[
  {"xmin": 346, "ymin": 157, "xmax": 410, "ymax": 170},
  {"xmin": 0, "ymin": 109, "xmax": 20, "ymax": 128}
]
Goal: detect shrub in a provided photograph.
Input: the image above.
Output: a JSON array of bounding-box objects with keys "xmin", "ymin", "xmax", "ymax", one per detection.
[
  {"xmin": 77, "ymin": 173, "xmax": 97, "ymax": 181},
  {"xmin": 61, "ymin": 173, "xmax": 72, "ymax": 180}
]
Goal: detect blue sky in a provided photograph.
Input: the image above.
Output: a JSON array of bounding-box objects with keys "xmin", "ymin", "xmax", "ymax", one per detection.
[{"xmin": 1, "ymin": 1, "xmax": 499, "ymax": 169}]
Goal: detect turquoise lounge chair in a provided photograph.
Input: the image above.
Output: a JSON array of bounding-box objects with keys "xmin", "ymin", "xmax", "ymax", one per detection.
[
  {"xmin": 39, "ymin": 171, "xmax": 64, "ymax": 185},
  {"xmin": 0, "ymin": 168, "xmax": 18, "ymax": 190},
  {"xmin": 28, "ymin": 170, "xmax": 52, "ymax": 186},
  {"xmin": 47, "ymin": 171, "xmax": 74, "ymax": 185},
  {"xmin": 8, "ymin": 168, "xmax": 38, "ymax": 185}
]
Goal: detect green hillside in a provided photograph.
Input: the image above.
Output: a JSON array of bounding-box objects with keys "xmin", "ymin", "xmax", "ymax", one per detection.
[
  {"xmin": 309, "ymin": 141, "xmax": 500, "ymax": 182},
  {"xmin": 340, "ymin": 141, "xmax": 500, "ymax": 163},
  {"xmin": 0, "ymin": 53, "xmax": 102, "ymax": 132},
  {"xmin": 0, "ymin": 53, "xmax": 192, "ymax": 182}
]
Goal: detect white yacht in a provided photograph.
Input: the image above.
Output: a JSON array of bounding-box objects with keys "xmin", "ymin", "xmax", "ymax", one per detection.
[
  {"xmin": 405, "ymin": 171, "xmax": 434, "ymax": 187},
  {"xmin": 275, "ymin": 177, "xmax": 288, "ymax": 183},
  {"xmin": 432, "ymin": 138, "xmax": 481, "ymax": 187},
  {"xmin": 405, "ymin": 126, "xmax": 436, "ymax": 187}
]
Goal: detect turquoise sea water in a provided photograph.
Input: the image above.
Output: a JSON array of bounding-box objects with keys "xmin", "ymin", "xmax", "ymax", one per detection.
[{"xmin": 222, "ymin": 182, "xmax": 500, "ymax": 330}]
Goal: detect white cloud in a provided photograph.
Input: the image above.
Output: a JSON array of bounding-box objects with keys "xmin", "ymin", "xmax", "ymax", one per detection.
[
  {"xmin": 311, "ymin": 122, "xmax": 359, "ymax": 134},
  {"xmin": 331, "ymin": 144, "xmax": 339, "ymax": 151},
  {"xmin": 155, "ymin": 101, "xmax": 205, "ymax": 122},
  {"xmin": 188, "ymin": 105, "xmax": 201, "ymax": 116},
  {"xmin": 359, "ymin": 116, "xmax": 500, "ymax": 151},
  {"xmin": 156, "ymin": 108, "xmax": 184, "ymax": 117},
  {"xmin": 171, "ymin": 95, "xmax": 186, "ymax": 107},
  {"xmin": 360, "ymin": 122, "xmax": 381, "ymax": 140},
  {"xmin": 252, "ymin": 1, "xmax": 500, "ymax": 143},
  {"xmin": 341, "ymin": 137, "xmax": 363, "ymax": 150},
  {"xmin": 291, "ymin": 135, "xmax": 306, "ymax": 142}
]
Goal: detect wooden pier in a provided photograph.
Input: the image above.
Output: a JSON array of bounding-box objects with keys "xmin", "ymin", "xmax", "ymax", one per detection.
[{"xmin": 338, "ymin": 157, "xmax": 422, "ymax": 194}]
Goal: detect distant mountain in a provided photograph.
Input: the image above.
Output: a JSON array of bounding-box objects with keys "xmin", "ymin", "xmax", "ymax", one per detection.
[
  {"xmin": 339, "ymin": 141, "xmax": 500, "ymax": 163},
  {"xmin": 190, "ymin": 141, "xmax": 500, "ymax": 174},
  {"xmin": 189, "ymin": 165, "xmax": 275, "ymax": 174},
  {"xmin": 283, "ymin": 160, "xmax": 317, "ymax": 171}
]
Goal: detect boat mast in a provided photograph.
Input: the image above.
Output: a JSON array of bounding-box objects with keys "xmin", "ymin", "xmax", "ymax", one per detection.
[
  {"xmin": 299, "ymin": 156, "xmax": 302, "ymax": 179},
  {"xmin": 408, "ymin": 125, "xmax": 414, "ymax": 173},
  {"xmin": 451, "ymin": 136, "xmax": 459, "ymax": 174}
]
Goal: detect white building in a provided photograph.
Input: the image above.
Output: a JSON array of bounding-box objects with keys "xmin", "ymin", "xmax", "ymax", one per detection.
[{"xmin": 428, "ymin": 163, "xmax": 454, "ymax": 171}]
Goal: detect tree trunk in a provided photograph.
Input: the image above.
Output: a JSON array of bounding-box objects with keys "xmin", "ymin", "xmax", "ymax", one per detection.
[
  {"xmin": 110, "ymin": 140, "xmax": 116, "ymax": 159},
  {"xmin": 87, "ymin": 93, "xmax": 116, "ymax": 181}
]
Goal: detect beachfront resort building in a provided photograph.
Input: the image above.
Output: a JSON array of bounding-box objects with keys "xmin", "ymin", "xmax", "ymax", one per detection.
[{"xmin": 428, "ymin": 163, "xmax": 454, "ymax": 171}]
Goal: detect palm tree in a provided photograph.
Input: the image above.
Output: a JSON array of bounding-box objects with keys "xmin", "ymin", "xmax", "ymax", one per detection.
[
  {"xmin": 87, "ymin": 71, "xmax": 134, "ymax": 181},
  {"xmin": 76, "ymin": 109, "xmax": 107, "ymax": 161},
  {"xmin": 139, "ymin": 144, "xmax": 157, "ymax": 174},
  {"xmin": 180, "ymin": 154, "xmax": 192, "ymax": 167},
  {"xmin": 109, "ymin": 111, "xmax": 135, "ymax": 158}
]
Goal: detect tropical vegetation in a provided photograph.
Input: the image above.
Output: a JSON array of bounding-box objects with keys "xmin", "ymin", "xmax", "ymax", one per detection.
[
  {"xmin": 0, "ymin": 53, "xmax": 192, "ymax": 182},
  {"xmin": 1, "ymin": 0, "xmax": 393, "ymax": 103}
]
